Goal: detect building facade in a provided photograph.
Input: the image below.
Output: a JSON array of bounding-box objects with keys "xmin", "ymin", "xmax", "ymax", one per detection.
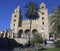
[
  {"xmin": 10, "ymin": 3, "xmax": 49, "ymax": 42},
  {"xmin": 0, "ymin": 30, "xmax": 9, "ymax": 38},
  {"xmin": 0, "ymin": 30, "xmax": 4, "ymax": 38}
]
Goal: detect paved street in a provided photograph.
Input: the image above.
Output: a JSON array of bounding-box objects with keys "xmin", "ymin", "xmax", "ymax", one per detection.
[
  {"xmin": 0, "ymin": 45, "xmax": 43, "ymax": 51},
  {"xmin": 11, "ymin": 47, "xmax": 42, "ymax": 51},
  {"xmin": 0, "ymin": 38, "xmax": 55, "ymax": 51}
]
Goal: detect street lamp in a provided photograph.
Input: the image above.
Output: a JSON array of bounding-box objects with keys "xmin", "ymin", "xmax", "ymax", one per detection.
[{"xmin": 28, "ymin": 32, "xmax": 31, "ymax": 47}]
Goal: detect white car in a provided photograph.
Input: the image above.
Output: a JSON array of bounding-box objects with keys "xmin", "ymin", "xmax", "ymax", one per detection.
[{"xmin": 46, "ymin": 40, "xmax": 54, "ymax": 44}]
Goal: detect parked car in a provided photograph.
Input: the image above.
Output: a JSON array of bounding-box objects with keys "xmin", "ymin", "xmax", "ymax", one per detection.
[{"xmin": 46, "ymin": 40, "xmax": 54, "ymax": 44}]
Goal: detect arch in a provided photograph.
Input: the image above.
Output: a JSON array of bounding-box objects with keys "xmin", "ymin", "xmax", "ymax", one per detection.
[
  {"xmin": 32, "ymin": 29, "xmax": 38, "ymax": 34},
  {"xmin": 25, "ymin": 29, "xmax": 30, "ymax": 34},
  {"xmin": 18, "ymin": 29, "xmax": 23, "ymax": 38},
  {"xmin": 24, "ymin": 29, "xmax": 30, "ymax": 38}
]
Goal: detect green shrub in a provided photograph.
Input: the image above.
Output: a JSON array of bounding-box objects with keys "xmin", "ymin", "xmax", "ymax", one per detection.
[
  {"xmin": 30, "ymin": 33, "xmax": 43, "ymax": 45},
  {"xmin": 54, "ymin": 40, "xmax": 60, "ymax": 47}
]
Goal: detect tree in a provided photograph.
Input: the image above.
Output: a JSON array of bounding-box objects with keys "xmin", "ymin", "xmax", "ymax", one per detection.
[
  {"xmin": 30, "ymin": 33, "xmax": 43, "ymax": 45},
  {"xmin": 24, "ymin": 2, "xmax": 39, "ymax": 46},
  {"xmin": 54, "ymin": 40, "xmax": 60, "ymax": 48},
  {"xmin": 50, "ymin": 6, "xmax": 60, "ymax": 39}
]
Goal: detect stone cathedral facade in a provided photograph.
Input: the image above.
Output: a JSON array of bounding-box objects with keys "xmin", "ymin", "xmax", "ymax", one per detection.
[{"xmin": 10, "ymin": 3, "xmax": 49, "ymax": 43}]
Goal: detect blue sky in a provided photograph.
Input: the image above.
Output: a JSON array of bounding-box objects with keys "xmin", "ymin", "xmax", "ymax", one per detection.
[{"xmin": 0, "ymin": 0, "xmax": 60, "ymax": 30}]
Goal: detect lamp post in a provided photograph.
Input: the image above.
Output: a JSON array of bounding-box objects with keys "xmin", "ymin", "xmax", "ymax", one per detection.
[{"xmin": 28, "ymin": 32, "xmax": 30, "ymax": 47}]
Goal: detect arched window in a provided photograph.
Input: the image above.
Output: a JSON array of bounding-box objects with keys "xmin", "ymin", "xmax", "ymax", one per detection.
[
  {"xmin": 18, "ymin": 29, "xmax": 23, "ymax": 38},
  {"xmin": 32, "ymin": 29, "xmax": 38, "ymax": 34},
  {"xmin": 42, "ymin": 12, "xmax": 44, "ymax": 15},
  {"xmin": 24, "ymin": 29, "xmax": 30, "ymax": 38},
  {"xmin": 42, "ymin": 7, "xmax": 44, "ymax": 9},
  {"xmin": 25, "ymin": 29, "xmax": 30, "ymax": 34},
  {"xmin": 14, "ymin": 15, "xmax": 17, "ymax": 17}
]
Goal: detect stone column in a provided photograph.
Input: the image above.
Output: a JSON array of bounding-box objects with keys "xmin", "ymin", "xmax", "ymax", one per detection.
[
  {"xmin": 10, "ymin": 29, "xmax": 14, "ymax": 38},
  {"xmin": 3, "ymin": 30, "xmax": 6, "ymax": 38}
]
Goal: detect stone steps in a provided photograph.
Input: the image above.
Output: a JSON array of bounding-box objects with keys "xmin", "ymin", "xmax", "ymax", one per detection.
[{"xmin": 14, "ymin": 38, "xmax": 28, "ymax": 44}]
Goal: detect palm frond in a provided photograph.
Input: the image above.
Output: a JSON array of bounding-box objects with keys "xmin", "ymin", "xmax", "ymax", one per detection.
[
  {"xmin": 24, "ymin": 2, "xmax": 39, "ymax": 19},
  {"xmin": 50, "ymin": 5, "xmax": 60, "ymax": 38}
]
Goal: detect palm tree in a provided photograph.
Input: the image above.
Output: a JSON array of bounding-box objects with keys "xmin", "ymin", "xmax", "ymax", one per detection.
[
  {"xmin": 50, "ymin": 6, "xmax": 60, "ymax": 39},
  {"xmin": 24, "ymin": 2, "xmax": 39, "ymax": 46}
]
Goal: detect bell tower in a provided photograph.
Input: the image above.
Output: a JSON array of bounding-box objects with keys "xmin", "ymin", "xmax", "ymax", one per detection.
[
  {"xmin": 38, "ymin": 3, "xmax": 49, "ymax": 39},
  {"xmin": 10, "ymin": 6, "xmax": 22, "ymax": 38}
]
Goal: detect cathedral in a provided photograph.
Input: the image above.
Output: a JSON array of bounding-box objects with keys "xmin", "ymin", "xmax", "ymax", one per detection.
[{"xmin": 10, "ymin": 3, "xmax": 49, "ymax": 44}]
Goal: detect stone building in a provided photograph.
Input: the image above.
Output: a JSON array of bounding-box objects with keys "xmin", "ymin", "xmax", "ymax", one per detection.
[
  {"xmin": 0, "ymin": 30, "xmax": 4, "ymax": 38},
  {"xmin": 0, "ymin": 30, "xmax": 9, "ymax": 38},
  {"xmin": 10, "ymin": 3, "xmax": 49, "ymax": 44}
]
